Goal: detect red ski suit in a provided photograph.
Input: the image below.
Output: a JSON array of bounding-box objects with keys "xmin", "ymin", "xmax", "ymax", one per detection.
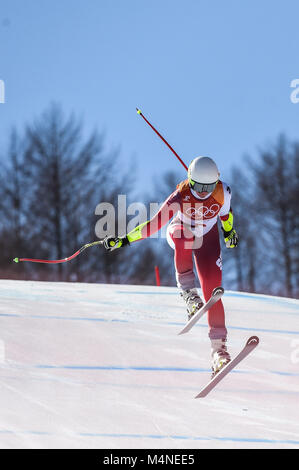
[{"xmin": 134, "ymin": 179, "xmax": 232, "ymax": 340}]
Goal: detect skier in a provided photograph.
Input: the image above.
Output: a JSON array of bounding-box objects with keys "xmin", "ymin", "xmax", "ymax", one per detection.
[{"xmin": 103, "ymin": 156, "xmax": 239, "ymax": 376}]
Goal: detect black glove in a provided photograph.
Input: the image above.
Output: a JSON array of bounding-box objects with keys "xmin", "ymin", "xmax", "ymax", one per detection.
[
  {"xmin": 103, "ymin": 235, "xmax": 130, "ymax": 252},
  {"xmin": 221, "ymin": 228, "xmax": 239, "ymax": 248}
]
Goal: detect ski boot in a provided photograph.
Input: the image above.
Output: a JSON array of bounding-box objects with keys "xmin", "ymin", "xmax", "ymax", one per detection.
[
  {"xmin": 211, "ymin": 338, "xmax": 231, "ymax": 378},
  {"xmin": 180, "ymin": 288, "xmax": 204, "ymax": 321}
]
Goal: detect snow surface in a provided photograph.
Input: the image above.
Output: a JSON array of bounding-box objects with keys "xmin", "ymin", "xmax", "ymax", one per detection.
[{"xmin": 0, "ymin": 279, "xmax": 298, "ymax": 449}]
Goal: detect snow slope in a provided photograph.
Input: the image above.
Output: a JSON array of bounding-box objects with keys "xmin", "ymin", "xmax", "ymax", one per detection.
[{"xmin": 0, "ymin": 279, "xmax": 298, "ymax": 449}]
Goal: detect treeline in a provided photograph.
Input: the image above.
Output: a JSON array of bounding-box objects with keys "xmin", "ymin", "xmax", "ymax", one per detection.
[
  {"xmin": 0, "ymin": 104, "xmax": 150, "ymax": 284},
  {"xmin": 223, "ymin": 135, "xmax": 299, "ymax": 299},
  {"xmin": 0, "ymin": 105, "xmax": 298, "ymax": 298}
]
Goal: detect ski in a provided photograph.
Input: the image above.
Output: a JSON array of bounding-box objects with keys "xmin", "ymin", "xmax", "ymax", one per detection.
[
  {"xmin": 195, "ymin": 335, "xmax": 259, "ymax": 398},
  {"xmin": 178, "ymin": 286, "xmax": 224, "ymax": 335}
]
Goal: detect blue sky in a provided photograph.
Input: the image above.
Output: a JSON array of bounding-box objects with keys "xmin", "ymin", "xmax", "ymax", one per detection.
[{"xmin": 0, "ymin": 0, "xmax": 298, "ymax": 193}]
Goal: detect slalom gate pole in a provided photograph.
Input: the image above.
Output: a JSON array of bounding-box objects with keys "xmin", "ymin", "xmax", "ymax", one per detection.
[
  {"xmin": 136, "ymin": 108, "xmax": 188, "ymax": 171},
  {"xmin": 13, "ymin": 240, "xmax": 104, "ymax": 265},
  {"xmin": 155, "ymin": 265, "xmax": 161, "ymax": 287}
]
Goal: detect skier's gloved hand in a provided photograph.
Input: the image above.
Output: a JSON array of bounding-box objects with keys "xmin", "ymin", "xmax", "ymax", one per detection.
[
  {"xmin": 103, "ymin": 235, "xmax": 130, "ymax": 252},
  {"xmin": 220, "ymin": 211, "xmax": 238, "ymax": 248},
  {"xmin": 222, "ymin": 228, "xmax": 239, "ymax": 248}
]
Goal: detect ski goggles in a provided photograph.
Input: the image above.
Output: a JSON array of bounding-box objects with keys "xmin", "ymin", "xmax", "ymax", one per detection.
[{"xmin": 189, "ymin": 178, "xmax": 218, "ymax": 194}]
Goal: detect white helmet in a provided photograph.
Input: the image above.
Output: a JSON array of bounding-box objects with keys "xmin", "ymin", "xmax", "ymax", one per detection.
[{"xmin": 188, "ymin": 156, "xmax": 219, "ymax": 193}]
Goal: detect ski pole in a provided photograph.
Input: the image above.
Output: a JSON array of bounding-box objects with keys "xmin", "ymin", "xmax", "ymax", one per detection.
[
  {"xmin": 136, "ymin": 108, "xmax": 188, "ymax": 171},
  {"xmin": 13, "ymin": 240, "xmax": 104, "ymax": 265}
]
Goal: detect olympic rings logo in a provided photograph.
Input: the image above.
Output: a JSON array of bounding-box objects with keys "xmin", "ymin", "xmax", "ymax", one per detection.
[{"xmin": 185, "ymin": 204, "xmax": 220, "ymax": 219}]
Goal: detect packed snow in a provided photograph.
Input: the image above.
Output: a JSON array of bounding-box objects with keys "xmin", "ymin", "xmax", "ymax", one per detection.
[{"xmin": 0, "ymin": 279, "xmax": 298, "ymax": 449}]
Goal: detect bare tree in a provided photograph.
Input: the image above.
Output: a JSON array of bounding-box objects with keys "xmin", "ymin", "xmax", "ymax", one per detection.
[
  {"xmin": 0, "ymin": 128, "xmax": 28, "ymax": 277},
  {"xmin": 291, "ymin": 143, "xmax": 299, "ymax": 297},
  {"xmin": 22, "ymin": 104, "xmax": 102, "ymax": 281},
  {"xmin": 248, "ymin": 135, "xmax": 298, "ymax": 297}
]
